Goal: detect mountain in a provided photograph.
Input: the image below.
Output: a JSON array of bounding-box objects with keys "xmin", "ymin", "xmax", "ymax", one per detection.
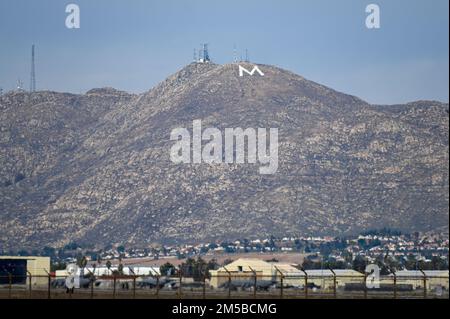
[{"xmin": 0, "ymin": 62, "xmax": 448, "ymax": 250}]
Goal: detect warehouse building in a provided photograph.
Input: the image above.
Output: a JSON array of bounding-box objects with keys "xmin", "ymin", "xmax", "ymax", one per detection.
[
  {"xmin": 302, "ymin": 269, "xmax": 365, "ymax": 290},
  {"xmin": 388, "ymin": 270, "xmax": 449, "ymax": 291},
  {"xmin": 209, "ymin": 258, "xmax": 367, "ymax": 290},
  {"xmin": 271, "ymin": 262, "xmax": 305, "ymax": 287},
  {"xmin": 0, "ymin": 256, "xmax": 50, "ymax": 287},
  {"xmin": 209, "ymin": 259, "xmax": 268, "ymax": 288}
]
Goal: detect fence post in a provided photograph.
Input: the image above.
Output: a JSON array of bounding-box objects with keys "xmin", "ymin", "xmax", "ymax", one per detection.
[
  {"xmin": 202, "ymin": 273, "xmax": 206, "ymax": 299},
  {"xmin": 223, "ymin": 267, "xmax": 232, "ymax": 299},
  {"xmin": 419, "ymin": 269, "xmax": 427, "ymax": 299},
  {"xmin": 156, "ymin": 275, "xmax": 160, "ymax": 298},
  {"xmin": 178, "ymin": 270, "xmax": 182, "ymax": 299},
  {"xmin": 8, "ymin": 273, "xmax": 12, "ymax": 299},
  {"xmin": 329, "ymin": 268, "xmax": 337, "ymax": 299},
  {"xmin": 300, "ymin": 268, "xmax": 308, "ymax": 299},
  {"xmin": 27, "ymin": 271, "xmax": 32, "ymax": 299},
  {"xmin": 363, "ymin": 273, "xmax": 368, "ymax": 299},
  {"xmin": 249, "ymin": 266, "xmax": 257, "ymax": 299},
  {"xmin": 128, "ymin": 267, "xmax": 136, "ymax": 299},
  {"xmin": 274, "ymin": 266, "xmax": 284, "ymax": 299},
  {"xmin": 86, "ymin": 268, "xmax": 95, "ymax": 299},
  {"xmin": 90, "ymin": 277, "xmax": 94, "ymax": 299},
  {"xmin": 392, "ymin": 270, "xmax": 397, "ymax": 299},
  {"xmin": 113, "ymin": 275, "xmax": 116, "ymax": 299},
  {"xmin": 43, "ymin": 269, "xmax": 51, "ymax": 299}
]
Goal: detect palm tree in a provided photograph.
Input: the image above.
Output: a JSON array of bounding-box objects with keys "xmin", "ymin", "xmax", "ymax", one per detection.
[
  {"xmin": 106, "ymin": 260, "xmax": 112, "ymax": 275},
  {"xmin": 80, "ymin": 256, "xmax": 88, "ymax": 268}
]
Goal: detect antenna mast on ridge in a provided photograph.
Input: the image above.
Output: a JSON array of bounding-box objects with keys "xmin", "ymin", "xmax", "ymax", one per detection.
[
  {"xmin": 202, "ymin": 43, "xmax": 210, "ymax": 62},
  {"xmin": 197, "ymin": 43, "xmax": 211, "ymax": 63},
  {"xmin": 30, "ymin": 44, "xmax": 36, "ymax": 93},
  {"xmin": 17, "ymin": 79, "xmax": 24, "ymax": 91}
]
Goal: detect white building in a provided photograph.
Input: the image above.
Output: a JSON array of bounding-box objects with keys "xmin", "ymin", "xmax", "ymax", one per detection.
[{"xmin": 55, "ymin": 266, "xmax": 160, "ymax": 278}]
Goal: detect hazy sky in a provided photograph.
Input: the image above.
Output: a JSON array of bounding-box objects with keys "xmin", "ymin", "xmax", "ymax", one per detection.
[{"xmin": 0, "ymin": 0, "xmax": 448, "ymax": 104}]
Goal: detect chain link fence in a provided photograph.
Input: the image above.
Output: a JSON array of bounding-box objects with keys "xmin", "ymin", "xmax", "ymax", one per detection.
[{"xmin": 0, "ymin": 271, "xmax": 448, "ymax": 299}]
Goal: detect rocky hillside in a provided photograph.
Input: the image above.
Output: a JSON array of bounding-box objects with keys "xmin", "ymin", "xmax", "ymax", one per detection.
[{"xmin": 0, "ymin": 63, "xmax": 448, "ymax": 250}]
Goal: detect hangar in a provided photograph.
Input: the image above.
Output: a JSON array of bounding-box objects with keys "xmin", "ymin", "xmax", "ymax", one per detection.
[{"xmin": 0, "ymin": 256, "xmax": 50, "ymax": 287}]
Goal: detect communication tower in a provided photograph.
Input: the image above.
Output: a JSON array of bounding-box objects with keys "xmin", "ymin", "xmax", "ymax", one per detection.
[{"xmin": 30, "ymin": 44, "xmax": 36, "ymax": 92}]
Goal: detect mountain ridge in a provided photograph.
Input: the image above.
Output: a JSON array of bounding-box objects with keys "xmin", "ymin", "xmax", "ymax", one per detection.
[{"xmin": 0, "ymin": 62, "xmax": 448, "ymax": 249}]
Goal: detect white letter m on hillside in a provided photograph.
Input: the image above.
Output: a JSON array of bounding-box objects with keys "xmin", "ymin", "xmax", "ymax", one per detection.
[{"xmin": 239, "ymin": 65, "xmax": 264, "ymax": 77}]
